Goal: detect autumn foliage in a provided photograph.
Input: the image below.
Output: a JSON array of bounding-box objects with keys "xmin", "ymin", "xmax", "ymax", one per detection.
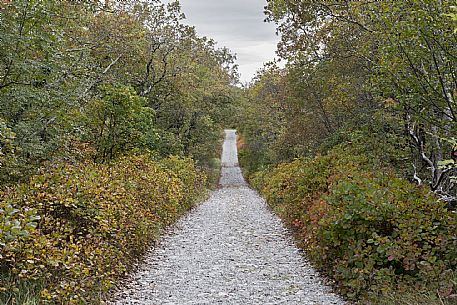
[
  {"xmin": 0, "ymin": 1, "xmax": 236, "ymax": 303},
  {"xmin": 0, "ymin": 155, "xmax": 206, "ymax": 304},
  {"xmin": 249, "ymin": 145, "xmax": 457, "ymax": 303}
]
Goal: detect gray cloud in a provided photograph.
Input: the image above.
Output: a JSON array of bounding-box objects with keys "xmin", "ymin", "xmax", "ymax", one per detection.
[{"xmin": 177, "ymin": 0, "xmax": 280, "ymax": 83}]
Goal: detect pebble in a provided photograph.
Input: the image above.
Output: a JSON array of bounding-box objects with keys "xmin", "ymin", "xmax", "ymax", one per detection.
[{"xmin": 108, "ymin": 130, "xmax": 346, "ymax": 305}]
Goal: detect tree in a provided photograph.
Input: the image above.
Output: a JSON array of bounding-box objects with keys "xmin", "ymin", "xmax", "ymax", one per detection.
[
  {"xmin": 238, "ymin": 64, "xmax": 289, "ymax": 173},
  {"xmin": 0, "ymin": 0, "xmax": 239, "ymax": 180},
  {"xmin": 84, "ymin": 85, "xmax": 156, "ymax": 163},
  {"xmin": 263, "ymin": 0, "xmax": 457, "ymax": 199}
]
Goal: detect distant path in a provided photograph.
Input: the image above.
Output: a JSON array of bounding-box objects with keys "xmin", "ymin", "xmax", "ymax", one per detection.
[{"xmin": 110, "ymin": 130, "xmax": 344, "ymax": 305}]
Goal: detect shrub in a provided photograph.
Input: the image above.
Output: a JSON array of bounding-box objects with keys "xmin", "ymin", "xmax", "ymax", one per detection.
[
  {"xmin": 0, "ymin": 154, "xmax": 207, "ymax": 304},
  {"xmin": 251, "ymin": 158, "xmax": 331, "ymax": 229},
  {"xmin": 0, "ymin": 118, "xmax": 21, "ymax": 183},
  {"xmin": 249, "ymin": 144, "xmax": 457, "ymax": 303},
  {"xmin": 318, "ymin": 173, "xmax": 456, "ymax": 300}
]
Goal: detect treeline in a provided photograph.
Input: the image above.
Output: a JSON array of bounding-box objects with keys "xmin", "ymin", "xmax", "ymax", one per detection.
[
  {"xmin": 0, "ymin": 0, "xmax": 238, "ymax": 183},
  {"xmin": 238, "ymin": 0, "xmax": 457, "ymax": 304},
  {"xmin": 0, "ymin": 0, "xmax": 237, "ymax": 303}
]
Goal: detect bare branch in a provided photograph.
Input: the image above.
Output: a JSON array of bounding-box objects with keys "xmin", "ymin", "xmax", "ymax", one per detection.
[
  {"xmin": 412, "ymin": 164, "xmax": 423, "ymax": 186},
  {"xmin": 102, "ymin": 55, "xmax": 122, "ymax": 74}
]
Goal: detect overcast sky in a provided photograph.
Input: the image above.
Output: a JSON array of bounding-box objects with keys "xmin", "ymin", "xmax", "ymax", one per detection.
[{"xmin": 176, "ymin": 0, "xmax": 280, "ymax": 84}]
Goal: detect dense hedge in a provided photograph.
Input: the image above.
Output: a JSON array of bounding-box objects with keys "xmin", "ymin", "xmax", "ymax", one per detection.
[
  {"xmin": 249, "ymin": 145, "xmax": 457, "ymax": 304},
  {"xmin": 0, "ymin": 155, "xmax": 207, "ymax": 304}
]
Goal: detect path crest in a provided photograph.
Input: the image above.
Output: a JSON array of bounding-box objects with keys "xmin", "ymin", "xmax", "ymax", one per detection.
[{"xmin": 110, "ymin": 129, "xmax": 344, "ymax": 305}]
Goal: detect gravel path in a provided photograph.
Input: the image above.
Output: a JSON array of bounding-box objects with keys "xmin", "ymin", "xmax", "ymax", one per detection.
[{"xmin": 109, "ymin": 130, "xmax": 345, "ymax": 305}]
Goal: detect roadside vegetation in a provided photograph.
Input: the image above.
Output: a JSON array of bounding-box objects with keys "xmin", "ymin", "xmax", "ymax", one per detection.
[
  {"xmin": 2, "ymin": 0, "xmax": 457, "ymax": 304},
  {"xmin": 238, "ymin": 0, "xmax": 457, "ymax": 303},
  {"xmin": 0, "ymin": 0, "xmax": 238, "ymax": 303}
]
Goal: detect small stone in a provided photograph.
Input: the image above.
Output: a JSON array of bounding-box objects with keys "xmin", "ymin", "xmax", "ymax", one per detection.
[{"xmin": 108, "ymin": 130, "xmax": 344, "ymax": 305}]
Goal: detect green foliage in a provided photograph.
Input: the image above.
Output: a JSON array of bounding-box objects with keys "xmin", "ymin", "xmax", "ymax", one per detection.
[
  {"xmin": 241, "ymin": 0, "xmax": 457, "ymax": 303},
  {"xmin": 320, "ymin": 174, "xmax": 456, "ymax": 300},
  {"xmin": 0, "ymin": 0, "xmax": 238, "ymax": 183},
  {"xmin": 0, "ymin": 1, "xmax": 91, "ymax": 168},
  {"xmin": 250, "ymin": 145, "xmax": 457, "ymax": 303},
  {"xmin": 0, "ymin": 118, "xmax": 20, "ymax": 183},
  {"xmin": 0, "ymin": 119, "xmax": 15, "ymax": 165},
  {"xmin": 84, "ymin": 84, "xmax": 156, "ymax": 162},
  {"xmin": 0, "ymin": 155, "xmax": 207, "ymax": 304},
  {"xmin": 237, "ymin": 64, "xmax": 288, "ymax": 175},
  {"xmin": 0, "ymin": 1, "xmax": 233, "ymax": 301},
  {"xmin": 0, "ymin": 201, "xmax": 39, "ymax": 255},
  {"xmin": 0, "ymin": 0, "xmax": 235, "ymax": 303},
  {"xmin": 260, "ymin": 0, "xmax": 457, "ymax": 199},
  {"xmin": 448, "ymin": 4, "xmax": 457, "ymax": 30}
]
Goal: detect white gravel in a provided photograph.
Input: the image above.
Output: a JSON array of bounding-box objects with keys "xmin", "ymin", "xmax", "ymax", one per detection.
[{"xmin": 109, "ymin": 130, "xmax": 345, "ymax": 305}]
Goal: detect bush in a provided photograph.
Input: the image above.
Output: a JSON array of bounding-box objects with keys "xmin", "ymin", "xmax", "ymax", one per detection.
[
  {"xmin": 0, "ymin": 154, "xmax": 207, "ymax": 304},
  {"xmin": 319, "ymin": 173, "xmax": 456, "ymax": 300},
  {"xmin": 249, "ymin": 144, "xmax": 457, "ymax": 303},
  {"xmin": 0, "ymin": 118, "xmax": 21, "ymax": 184},
  {"xmin": 251, "ymin": 158, "xmax": 329, "ymax": 229}
]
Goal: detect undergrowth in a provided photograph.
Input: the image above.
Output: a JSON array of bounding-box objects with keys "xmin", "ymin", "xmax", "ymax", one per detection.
[
  {"xmin": 0, "ymin": 154, "xmax": 207, "ymax": 304},
  {"xmin": 244, "ymin": 143, "xmax": 457, "ymax": 304}
]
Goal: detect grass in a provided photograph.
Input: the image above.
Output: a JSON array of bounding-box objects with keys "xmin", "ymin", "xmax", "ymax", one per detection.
[{"xmin": 0, "ymin": 273, "xmax": 42, "ymax": 305}]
